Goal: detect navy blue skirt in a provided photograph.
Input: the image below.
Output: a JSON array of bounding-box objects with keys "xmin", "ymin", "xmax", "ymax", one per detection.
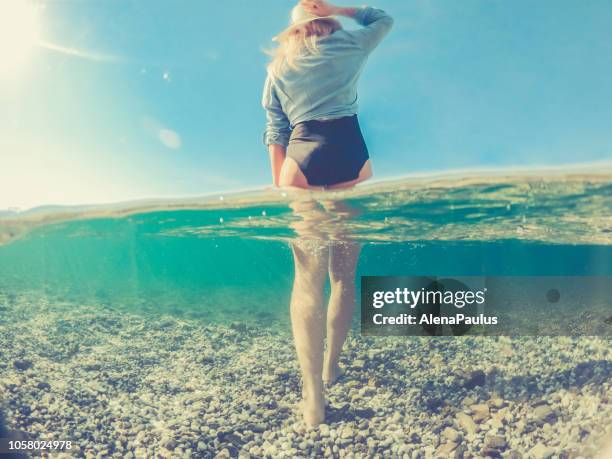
[{"xmin": 287, "ymin": 115, "xmax": 369, "ymax": 187}]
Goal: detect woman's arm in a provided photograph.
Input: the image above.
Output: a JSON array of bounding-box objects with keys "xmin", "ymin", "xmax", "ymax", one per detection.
[
  {"xmin": 262, "ymin": 75, "xmax": 291, "ymax": 186},
  {"xmin": 301, "ymin": 1, "xmax": 393, "ymax": 52},
  {"xmin": 268, "ymin": 144, "xmax": 286, "ymax": 187},
  {"xmin": 300, "ymin": 0, "xmax": 356, "ymax": 17}
]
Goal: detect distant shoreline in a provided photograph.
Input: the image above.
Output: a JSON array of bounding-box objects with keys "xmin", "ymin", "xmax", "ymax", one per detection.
[
  {"xmin": 0, "ymin": 162, "xmax": 610, "ymax": 247},
  {"xmin": 2, "ymin": 160, "xmax": 611, "ymax": 216}
]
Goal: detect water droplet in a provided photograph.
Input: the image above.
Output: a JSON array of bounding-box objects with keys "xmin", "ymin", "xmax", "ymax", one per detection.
[
  {"xmin": 262, "ymin": 210, "xmax": 267, "ymax": 216},
  {"xmin": 506, "ymin": 203, "xmax": 512, "ymax": 211},
  {"xmin": 219, "ymin": 217, "xmax": 224, "ymax": 223}
]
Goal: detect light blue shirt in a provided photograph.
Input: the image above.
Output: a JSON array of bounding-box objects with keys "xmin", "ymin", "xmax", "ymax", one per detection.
[{"xmin": 262, "ymin": 6, "xmax": 394, "ymax": 147}]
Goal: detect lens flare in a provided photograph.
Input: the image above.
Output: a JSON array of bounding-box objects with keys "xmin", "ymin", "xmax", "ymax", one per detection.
[{"xmin": 0, "ymin": 1, "xmax": 40, "ymax": 77}]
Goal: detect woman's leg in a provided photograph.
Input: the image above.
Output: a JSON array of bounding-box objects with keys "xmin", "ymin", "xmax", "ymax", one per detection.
[
  {"xmin": 289, "ymin": 239, "xmax": 329, "ymax": 426},
  {"xmin": 324, "ymin": 240, "xmax": 362, "ymax": 384}
]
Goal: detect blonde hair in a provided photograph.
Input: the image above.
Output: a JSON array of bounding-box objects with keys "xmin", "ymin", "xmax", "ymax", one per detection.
[{"xmin": 267, "ymin": 18, "xmax": 342, "ymax": 76}]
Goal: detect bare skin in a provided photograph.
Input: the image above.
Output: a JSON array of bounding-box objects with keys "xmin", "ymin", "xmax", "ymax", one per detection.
[
  {"xmin": 278, "ymin": 156, "xmax": 373, "ymax": 190},
  {"xmin": 267, "ymin": 0, "xmax": 370, "ymax": 428},
  {"xmin": 283, "ymin": 171, "xmax": 367, "ymax": 428},
  {"xmin": 288, "ymin": 201, "xmax": 362, "ymax": 427}
]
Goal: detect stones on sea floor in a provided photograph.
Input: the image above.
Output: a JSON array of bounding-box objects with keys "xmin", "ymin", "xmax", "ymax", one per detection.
[
  {"xmin": 456, "ymin": 413, "xmax": 478, "ymax": 435},
  {"xmin": 484, "ymin": 434, "xmax": 507, "ymax": 450},
  {"xmin": 214, "ymin": 448, "xmax": 231, "ymax": 459},
  {"xmin": 481, "ymin": 446, "xmax": 503, "ymax": 458},
  {"xmin": 453, "ymin": 445, "xmax": 468, "ymax": 459},
  {"xmin": 219, "ymin": 431, "xmax": 244, "ymax": 447},
  {"xmin": 470, "ymin": 403, "xmax": 490, "ymax": 422},
  {"xmin": 488, "ymin": 397, "xmax": 506, "ymax": 409},
  {"xmin": 13, "ymin": 359, "xmax": 33, "ymax": 371},
  {"xmin": 529, "ymin": 442, "xmax": 555, "ymax": 459},
  {"xmin": 3, "ymin": 294, "xmax": 612, "ymax": 458},
  {"xmin": 426, "ymin": 397, "xmax": 443, "ymax": 412},
  {"xmin": 463, "ymin": 369, "xmax": 486, "ymax": 389},
  {"xmin": 246, "ymin": 423, "xmax": 267, "ymax": 433},
  {"xmin": 442, "ymin": 427, "xmax": 461, "ymax": 442},
  {"xmin": 489, "ymin": 412, "xmax": 505, "ymax": 430},
  {"xmin": 229, "ymin": 322, "xmax": 248, "ymax": 333},
  {"xmin": 435, "ymin": 441, "xmax": 458, "ymax": 456},
  {"xmin": 532, "ymin": 404, "xmax": 556, "ymax": 425},
  {"xmin": 82, "ymin": 363, "xmax": 102, "ymax": 371},
  {"xmin": 273, "ymin": 367, "xmax": 290, "ymax": 379},
  {"xmin": 339, "ymin": 425, "xmax": 353, "ymax": 440},
  {"xmin": 197, "ymin": 353, "xmax": 215, "ymax": 364}
]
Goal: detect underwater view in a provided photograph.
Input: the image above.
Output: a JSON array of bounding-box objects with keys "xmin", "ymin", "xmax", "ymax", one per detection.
[
  {"xmin": 1, "ymin": 169, "xmax": 611, "ymax": 458},
  {"xmin": 2, "ymin": 0, "xmax": 612, "ymax": 456}
]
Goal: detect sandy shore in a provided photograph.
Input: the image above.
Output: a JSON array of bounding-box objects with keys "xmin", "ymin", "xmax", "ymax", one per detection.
[{"xmin": 1, "ymin": 290, "xmax": 610, "ymax": 458}]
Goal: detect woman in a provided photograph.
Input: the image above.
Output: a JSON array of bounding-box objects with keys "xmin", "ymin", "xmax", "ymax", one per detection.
[
  {"xmin": 263, "ymin": 0, "xmax": 393, "ymax": 190},
  {"xmin": 262, "ymin": 0, "xmax": 393, "ymax": 426}
]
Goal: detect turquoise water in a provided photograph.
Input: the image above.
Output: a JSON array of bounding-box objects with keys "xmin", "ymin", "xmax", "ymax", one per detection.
[
  {"xmin": 1, "ymin": 170, "xmax": 611, "ymax": 457},
  {"xmin": 0, "ymin": 171, "xmax": 610, "ymax": 326}
]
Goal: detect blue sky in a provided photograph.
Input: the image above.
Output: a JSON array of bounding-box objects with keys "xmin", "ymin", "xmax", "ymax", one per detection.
[{"xmin": 1, "ymin": 0, "xmax": 611, "ymax": 209}]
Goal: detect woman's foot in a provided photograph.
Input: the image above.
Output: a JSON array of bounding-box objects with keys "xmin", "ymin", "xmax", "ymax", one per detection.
[
  {"xmin": 323, "ymin": 361, "xmax": 345, "ymax": 386},
  {"xmin": 301, "ymin": 387, "xmax": 326, "ymax": 427}
]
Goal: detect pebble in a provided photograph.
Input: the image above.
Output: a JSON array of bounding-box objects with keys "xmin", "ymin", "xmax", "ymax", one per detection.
[
  {"xmin": 470, "ymin": 403, "xmax": 490, "ymax": 422},
  {"xmin": 13, "ymin": 360, "xmax": 33, "ymax": 371},
  {"xmin": 481, "ymin": 446, "xmax": 503, "ymax": 458},
  {"xmin": 1, "ymin": 293, "xmax": 609, "ymax": 458},
  {"xmin": 532, "ymin": 405, "xmax": 556, "ymax": 425},
  {"xmin": 340, "ymin": 426, "xmax": 353, "ymax": 440},
  {"xmin": 488, "ymin": 397, "xmax": 505, "ymax": 409},
  {"xmin": 456, "ymin": 413, "xmax": 478, "ymax": 435},
  {"xmin": 442, "ymin": 427, "xmax": 460, "ymax": 442},
  {"xmin": 463, "ymin": 370, "xmax": 486, "ymax": 389},
  {"xmin": 436, "ymin": 441, "xmax": 458, "ymax": 455},
  {"xmin": 529, "ymin": 442, "xmax": 555, "ymax": 459},
  {"xmin": 484, "ymin": 434, "xmax": 507, "ymax": 450},
  {"xmin": 273, "ymin": 368, "xmax": 290, "ymax": 379}
]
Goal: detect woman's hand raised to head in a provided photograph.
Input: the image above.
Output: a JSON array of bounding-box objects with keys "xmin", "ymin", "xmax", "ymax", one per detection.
[
  {"xmin": 300, "ymin": 0, "xmax": 357, "ymax": 19},
  {"xmin": 300, "ymin": 0, "xmax": 339, "ymax": 17}
]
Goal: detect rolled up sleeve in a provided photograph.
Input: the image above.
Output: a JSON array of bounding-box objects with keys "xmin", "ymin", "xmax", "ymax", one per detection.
[
  {"xmin": 350, "ymin": 6, "xmax": 394, "ymax": 53},
  {"xmin": 262, "ymin": 75, "xmax": 291, "ymax": 147}
]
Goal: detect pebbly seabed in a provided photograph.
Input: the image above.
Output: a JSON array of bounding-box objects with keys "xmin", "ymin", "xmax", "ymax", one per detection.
[{"xmin": 1, "ymin": 290, "xmax": 610, "ymax": 458}]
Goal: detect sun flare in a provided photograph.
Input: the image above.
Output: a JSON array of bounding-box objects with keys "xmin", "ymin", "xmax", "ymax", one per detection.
[{"xmin": 0, "ymin": 1, "xmax": 40, "ymax": 76}]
